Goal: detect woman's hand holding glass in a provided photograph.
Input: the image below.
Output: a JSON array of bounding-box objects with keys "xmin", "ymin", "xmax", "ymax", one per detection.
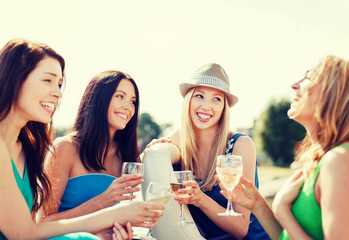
[
  {"xmin": 117, "ymin": 201, "xmax": 165, "ymax": 228},
  {"xmin": 171, "ymin": 170, "xmax": 195, "ymax": 225},
  {"xmin": 98, "ymin": 174, "xmax": 144, "ymax": 206},
  {"xmin": 216, "ymin": 155, "xmax": 244, "ymax": 216},
  {"xmin": 173, "ymin": 180, "xmax": 204, "ymax": 207},
  {"xmin": 215, "ymin": 174, "xmax": 261, "ymax": 212},
  {"xmin": 121, "ymin": 162, "xmax": 144, "ymax": 201},
  {"xmin": 142, "ymin": 182, "xmax": 171, "ymax": 240}
]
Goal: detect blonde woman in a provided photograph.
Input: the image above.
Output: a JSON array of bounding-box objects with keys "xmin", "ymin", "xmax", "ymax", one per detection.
[
  {"xmin": 218, "ymin": 55, "xmax": 349, "ymax": 240},
  {"xmin": 142, "ymin": 63, "xmax": 268, "ymax": 239}
]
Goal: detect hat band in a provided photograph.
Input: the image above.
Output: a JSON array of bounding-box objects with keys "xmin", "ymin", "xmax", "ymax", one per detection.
[{"xmin": 191, "ymin": 75, "xmax": 230, "ymax": 93}]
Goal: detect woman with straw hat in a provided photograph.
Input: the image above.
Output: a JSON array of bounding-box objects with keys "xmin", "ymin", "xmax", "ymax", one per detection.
[{"xmin": 142, "ymin": 63, "xmax": 268, "ymax": 239}]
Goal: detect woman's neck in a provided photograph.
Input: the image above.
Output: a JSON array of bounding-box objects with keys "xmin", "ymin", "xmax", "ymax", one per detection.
[
  {"xmin": 193, "ymin": 127, "xmax": 218, "ymax": 178},
  {"xmin": 194, "ymin": 127, "xmax": 217, "ymax": 149},
  {"xmin": 0, "ymin": 113, "xmax": 25, "ymax": 146}
]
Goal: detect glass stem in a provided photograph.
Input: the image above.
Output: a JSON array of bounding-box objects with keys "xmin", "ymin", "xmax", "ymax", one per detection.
[
  {"xmin": 148, "ymin": 228, "xmax": 153, "ymax": 237},
  {"xmin": 179, "ymin": 204, "xmax": 184, "ymax": 222},
  {"xmin": 226, "ymin": 190, "xmax": 233, "ymax": 213},
  {"xmin": 129, "ymin": 192, "xmax": 133, "ymax": 202}
]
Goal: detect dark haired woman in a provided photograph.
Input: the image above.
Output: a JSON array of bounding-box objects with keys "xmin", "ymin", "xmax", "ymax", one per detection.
[
  {"xmin": 0, "ymin": 38, "xmax": 164, "ymax": 240},
  {"xmin": 42, "ymin": 71, "xmax": 146, "ymax": 226}
]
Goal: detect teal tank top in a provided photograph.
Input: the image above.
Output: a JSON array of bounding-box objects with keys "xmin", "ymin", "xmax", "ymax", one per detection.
[
  {"xmin": 0, "ymin": 159, "xmax": 99, "ymax": 240},
  {"xmin": 0, "ymin": 160, "xmax": 33, "ymax": 240},
  {"xmin": 280, "ymin": 144, "xmax": 349, "ymax": 240}
]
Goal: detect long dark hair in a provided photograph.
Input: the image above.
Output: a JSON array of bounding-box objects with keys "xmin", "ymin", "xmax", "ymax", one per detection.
[
  {"xmin": 73, "ymin": 70, "xmax": 140, "ymax": 171},
  {"xmin": 0, "ymin": 38, "xmax": 65, "ymax": 213}
]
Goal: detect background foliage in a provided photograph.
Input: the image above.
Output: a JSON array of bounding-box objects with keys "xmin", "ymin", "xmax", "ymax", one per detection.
[{"xmin": 253, "ymin": 98, "xmax": 306, "ymax": 166}]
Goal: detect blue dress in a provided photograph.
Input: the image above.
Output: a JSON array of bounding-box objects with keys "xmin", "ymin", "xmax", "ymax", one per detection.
[
  {"xmin": 174, "ymin": 133, "xmax": 269, "ymax": 240},
  {"xmin": 59, "ymin": 174, "xmax": 117, "ymax": 212},
  {"xmin": 0, "ymin": 159, "xmax": 99, "ymax": 240}
]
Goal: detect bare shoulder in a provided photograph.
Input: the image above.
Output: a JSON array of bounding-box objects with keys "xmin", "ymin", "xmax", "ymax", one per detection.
[
  {"xmin": 233, "ymin": 133, "xmax": 255, "ymax": 150},
  {"xmin": 46, "ymin": 134, "xmax": 78, "ymax": 171},
  {"xmin": 54, "ymin": 133, "xmax": 77, "ymax": 149},
  {"xmin": 321, "ymin": 143, "xmax": 349, "ymax": 174},
  {"xmin": 231, "ymin": 133, "xmax": 256, "ymax": 166}
]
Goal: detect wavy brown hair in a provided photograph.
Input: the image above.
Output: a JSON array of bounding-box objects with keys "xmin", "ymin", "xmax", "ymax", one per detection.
[
  {"xmin": 0, "ymin": 38, "xmax": 65, "ymax": 213},
  {"xmin": 294, "ymin": 55, "xmax": 349, "ymax": 170}
]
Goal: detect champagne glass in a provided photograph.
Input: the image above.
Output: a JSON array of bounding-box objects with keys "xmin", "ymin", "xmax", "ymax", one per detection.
[
  {"xmin": 121, "ymin": 162, "xmax": 144, "ymax": 201},
  {"xmin": 142, "ymin": 182, "xmax": 171, "ymax": 240},
  {"xmin": 170, "ymin": 170, "xmax": 194, "ymax": 225},
  {"xmin": 216, "ymin": 155, "xmax": 243, "ymax": 216}
]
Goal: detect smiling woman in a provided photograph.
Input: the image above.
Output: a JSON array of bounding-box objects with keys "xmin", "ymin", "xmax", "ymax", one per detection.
[
  {"xmin": 41, "ymin": 70, "xmax": 153, "ymax": 235},
  {"xmin": 142, "ymin": 63, "xmax": 269, "ymax": 240},
  {"xmin": 17, "ymin": 57, "xmax": 63, "ymax": 121},
  {"xmin": 0, "ymin": 39, "xmax": 165, "ymax": 240}
]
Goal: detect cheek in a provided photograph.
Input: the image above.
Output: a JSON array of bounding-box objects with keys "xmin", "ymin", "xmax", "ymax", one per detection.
[
  {"xmin": 215, "ymin": 105, "xmax": 224, "ymax": 116},
  {"xmin": 130, "ymin": 108, "xmax": 136, "ymax": 118}
]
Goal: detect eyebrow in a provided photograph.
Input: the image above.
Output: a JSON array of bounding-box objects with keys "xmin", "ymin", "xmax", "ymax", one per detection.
[
  {"xmin": 116, "ymin": 90, "xmax": 137, "ymax": 98},
  {"xmin": 195, "ymin": 89, "xmax": 224, "ymax": 97},
  {"xmin": 43, "ymin": 72, "xmax": 58, "ymax": 77}
]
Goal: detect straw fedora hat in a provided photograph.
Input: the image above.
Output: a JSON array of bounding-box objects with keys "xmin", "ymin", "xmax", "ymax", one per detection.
[{"xmin": 179, "ymin": 63, "xmax": 238, "ymax": 107}]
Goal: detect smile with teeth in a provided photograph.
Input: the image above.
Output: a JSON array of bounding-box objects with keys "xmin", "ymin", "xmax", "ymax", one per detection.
[
  {"xmin": 40, "ymin": 101, "xmax": 55, "ymax": 112},
  {"xmin": 116, "ymin": 112, "xmax": 128, "ymax": 120},
  {"xmin": 197, "ymin": 112, "xmax": 212, "ymax": 120}
]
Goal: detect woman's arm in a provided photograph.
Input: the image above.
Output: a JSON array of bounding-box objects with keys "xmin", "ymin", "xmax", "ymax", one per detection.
[
  {"xmin": 217, "ymin": 175, "xmax": 283, "ymax": 240},
  {"xmin": 41, "ymin": 137, "xmax": 143, "ymax": 222},
  {"xmin": 140, "ymin": 130, "xmax": 181, "ymax": 165},
  {"xmin": 181, "ymin": 136, "xmax": 256, "ymax": 239},
  {"xmin": 141, "ymin": 138, "xmax": 205, "ymax": 240},
  {"xmin": 0, "ymin": 138, "xmax": 165, "ymax": 239}
]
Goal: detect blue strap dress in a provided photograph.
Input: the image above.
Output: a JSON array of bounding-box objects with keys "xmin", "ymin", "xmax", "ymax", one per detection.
[
  {"xmin": 59, "ymin": 173, "xmax": 117, "ymax": 212},
  {"xmin": 173, "ymin": 133, "xmax": 269, "ymax": 240}
]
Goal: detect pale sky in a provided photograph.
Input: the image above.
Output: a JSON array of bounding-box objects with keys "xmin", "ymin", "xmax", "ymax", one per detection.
[{"xmin": 1, "ymin": 0, "xmax": 349, "ymax": 133}]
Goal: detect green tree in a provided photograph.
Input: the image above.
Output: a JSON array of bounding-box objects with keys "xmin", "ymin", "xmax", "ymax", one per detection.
[
  {"xmin": 253, "ymin": 98, "xmax": 306, "ymax": 166},
  {"xmin": 137, "ymin": 112, "xmax": 172, "ymax": 151},
  {"xmin": 54, "ymin": 126, "xmax": 72, "ymax": 138}
]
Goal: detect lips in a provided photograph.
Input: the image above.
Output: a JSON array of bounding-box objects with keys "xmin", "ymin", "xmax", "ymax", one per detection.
[
  {"xmin": 291, "ymin": 93, "xmax": 302, "ymax": 103},
  {"xmin": 115, "ymin": 112, "xmax": 128, "ymax": 120},
  {"xmin": 196, "ymin": 112, "xmax": 212, "ymax": 122},
  {"xmin": 40, "ymin": 101, "xmax": 56, "ymax": 113}
]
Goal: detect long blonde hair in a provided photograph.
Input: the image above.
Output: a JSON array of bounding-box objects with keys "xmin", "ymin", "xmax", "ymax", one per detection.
[
  {"xmin": 295, "ymin": 55, "xmax": 349, "ymax": 171},
  {"xmin": 180, "ymin": 88, "xmax": 230, "ymax": 191}
]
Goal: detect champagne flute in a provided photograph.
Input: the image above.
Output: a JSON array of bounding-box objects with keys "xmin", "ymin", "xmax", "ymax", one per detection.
[
  {"xmin": 170, "ymin": 170, "xmax": 194, "ymax": 225},
  {"xmin": 121, "ymin": 162, "xmax": 144, "ymax": 201},
  {"xmin": 142, "ymin": 182, "xmax": 171, "ymax": 240},
  {"xmin": 216, "ymin": 154, "xmax": 243, "ymax": 216}
]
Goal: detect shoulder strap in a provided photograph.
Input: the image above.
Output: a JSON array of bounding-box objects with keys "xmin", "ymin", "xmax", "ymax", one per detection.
[
  {"xmin": 225, "ymin": 133, "xmax": 260, "ymax": 189},
  {"xmin": 225, "ymin": 133, "xmax": 246, "ymax": 154}
]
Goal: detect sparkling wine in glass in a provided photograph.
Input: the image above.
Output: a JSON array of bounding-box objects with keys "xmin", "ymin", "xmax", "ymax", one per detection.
[
  {"xmin": 142, "ymin": 182, "xmax": 171, "ymax": 240},
  {"xmin": 121, "ymin": 162, "xmax": 144, "ymax": 201},
  {"xmin": 216, "ymin": 154, "xmax": 243, "ymax": 216},
  {"xmin": 171, "ymin": 170, "xmax": 194, "ymax": 225}
]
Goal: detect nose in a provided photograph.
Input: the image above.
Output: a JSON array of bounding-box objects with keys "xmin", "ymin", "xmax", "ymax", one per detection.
[
  {"xmin": 52, "ymin": 85, "xmax": 62, "ymax": 99},
  {"xmin": 291, "ymin": 78, "xmax": 304, "ymax": 90},
  {"xmin": 200, "ymin": 99, "xmax": 211, "ymax": 110},
  {"xmin": 122, "ymin": 100, "xmax": 132, "ymax": 110}
]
